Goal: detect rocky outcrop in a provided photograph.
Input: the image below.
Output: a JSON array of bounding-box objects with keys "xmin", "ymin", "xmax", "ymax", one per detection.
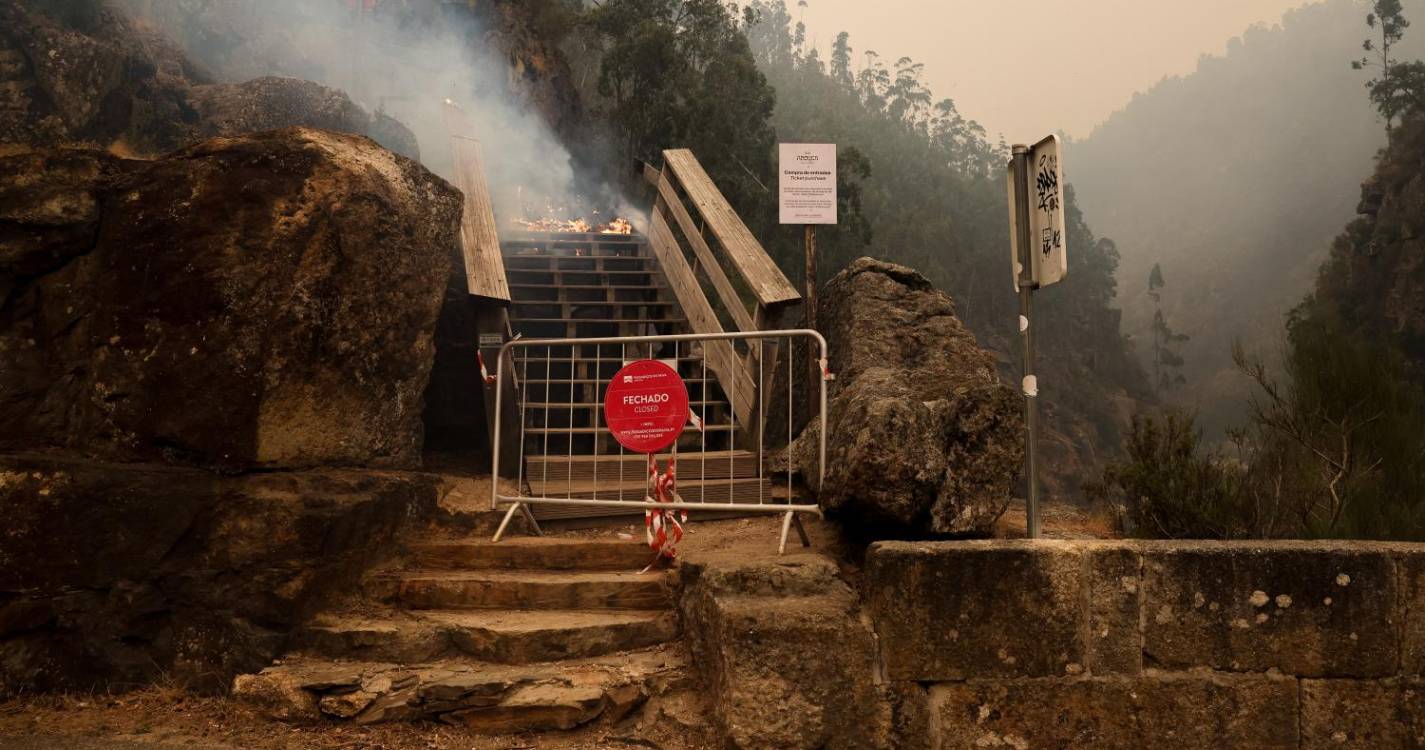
[
  {"xmin": 678, "ymin": 552, "xmax": 891, "ymax": 749},
  {"xmin": 0, "ymin": 128, "xmax": 461, "ymax": 471},
  {"xmin": 0, "ymin": 452, "xmax": 441, "ymax": 693},
  {"xmin": 0, "ymin": 1, "xmax": 418, "ymax": 157},
  {"xmin": 1317, "ymin": 116, "xmax": 1425, "ymax": 366},
  {"xmin": 799, "ymin": 258, "xmax": 1022, "ymax": 537}
]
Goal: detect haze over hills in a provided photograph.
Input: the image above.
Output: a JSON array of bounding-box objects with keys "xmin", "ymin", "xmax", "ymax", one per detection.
[{"xmin": 1071, "ymin": 0, "xmax": 1425, "ymax": 436}]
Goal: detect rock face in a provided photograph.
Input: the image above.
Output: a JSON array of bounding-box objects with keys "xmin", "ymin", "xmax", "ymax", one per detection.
[
  {"xmin": 678, "ymin": 553, "xmax": 891, "ymax": 749},
  {"xmin": 0, "ymin": 1, "xmax": 418, "ymax": 157},
  {"xmin": 804, "ymin": 258, "xmax": 1023, "ymax": 536},
  {"xmin": 0, "ymin": 128, "xmax": 461, "ymax": 470},
  {"xmin": 0, "ymin": 452, "xmax": 441, "ymax": 693}
]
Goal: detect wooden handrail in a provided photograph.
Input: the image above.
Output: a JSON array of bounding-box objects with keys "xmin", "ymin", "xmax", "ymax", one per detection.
[
  {"xmin": 661, "ymin": 149, "xmax": 801, "ymax": 311},
  {"xmin": 442, "ymin": 101, "xmax": 510, "ymax": 304}
]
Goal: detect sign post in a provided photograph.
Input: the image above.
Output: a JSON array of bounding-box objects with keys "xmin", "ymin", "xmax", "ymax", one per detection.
[
  {"xmin": 779, "ymin": 143, "xmax": 837, "ymax": 420},
  {"xmin": 1006, "ymin": 135, "xmax": 1066, "ymax": 539},
  {"xmin": 605, "ymin": 359, "xmax": 691, "ymax": 560}
]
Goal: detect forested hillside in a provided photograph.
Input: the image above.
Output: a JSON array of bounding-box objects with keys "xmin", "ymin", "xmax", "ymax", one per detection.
[
  {"xmin": 1072, "ymin": 0, "xmax": 1425, "ymax": 436},
  {"xmin": 740, "ymin": 1, "xmax": 1151, "ymax": 496}
]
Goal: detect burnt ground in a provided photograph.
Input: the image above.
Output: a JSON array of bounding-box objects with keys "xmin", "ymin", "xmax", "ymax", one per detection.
[{"xmin": 0, "ymin": 494, "xmax": 1107, "ymax": 749}]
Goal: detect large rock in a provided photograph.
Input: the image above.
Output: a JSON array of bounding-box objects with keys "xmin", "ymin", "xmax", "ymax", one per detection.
[
  {"xmin": 184, "ymin": 76, "xmax": 420, "ymax": 160},
  {"xmin": 0, "ymin": 451, "xmax": 441, "ymax": 693},
  {"xmin": 0, "ymin": 128, "xmax": 461, "ymax": 470},
  {"xmin": 0, "ymin": 1, "xmax": 419, "ymax": 157},
  {"xmin": 803, "ymin": 258, "xmax": 1022, "ymax": 536}
]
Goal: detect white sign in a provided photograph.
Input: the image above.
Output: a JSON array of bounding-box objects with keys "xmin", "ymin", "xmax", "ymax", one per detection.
[
  {"xmin": 779, "ymin": 143, "xmax": 837, "ymax": 225},
  {"xmin": 1007, "ymin": 134, "xmax": 1068, "ymax": 288}
]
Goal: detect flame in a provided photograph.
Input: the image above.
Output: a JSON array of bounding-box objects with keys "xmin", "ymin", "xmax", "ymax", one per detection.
[
  {"xmin": 600, "ymin": 217, "xmax": 633, "ymax": 235},
  {"xmin": 512, "ymin": 216, "xmax": 633, "ymax": 235}
]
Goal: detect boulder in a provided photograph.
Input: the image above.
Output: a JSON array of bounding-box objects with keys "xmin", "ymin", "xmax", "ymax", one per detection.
[
  {"xmin": 184, "ymin": 76, "xmax": 421, "ymax": 160},
  {"xmin": 0, "ymin": 128, "xmax": 461, "ymax": 470},
  {"xmin": 802, "ymin": 258, "xmax": 1022, "ymax": 536},
  {"xmin": 0, "ymin": 451, "xmax": 441, "ymax": 693}
]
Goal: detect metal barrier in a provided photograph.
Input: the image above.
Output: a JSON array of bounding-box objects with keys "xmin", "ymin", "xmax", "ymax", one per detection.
[{"xmin": 489, "ymin": 330, "xmax": 828, "ymax": 554}]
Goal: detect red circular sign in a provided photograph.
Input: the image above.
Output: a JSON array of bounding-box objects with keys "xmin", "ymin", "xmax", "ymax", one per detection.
[{"xmin": 604, "ymin": 359, "xmax": 690, "ymax": 454}]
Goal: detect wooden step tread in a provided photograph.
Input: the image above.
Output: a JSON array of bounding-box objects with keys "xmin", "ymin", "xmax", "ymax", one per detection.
[
  {"xmin": 526, "ymin": 476, "xmax": 769, "ymax": 491},
  {"xmin": 510, "ymin": 284, "xmax": 665, "ymax": 290},
  {"xmin": 505, "ymin": 257, "xmax": 658, "ymax": 265},
  {"xmin": 518, "ymin": 376, "xmax": 713, "ymax": 384},
  {"xmin": 507, "ymin": 273, "xmax": 666, "ymax": 279},
  {"xmin": 527, "ymin": 449, "xmax": 755, "ymax": 464},
  {"xmin": 522, "ymin": 400, "xmax": 723, "ymax": 409},
  {"xmin": 525, "ymin": 424, "xmax": 736, "ymax": 435},
  {"xmin": 513, "ymin": 360, "xmax": 712, "ymax": 367},
  {"xmin": 512, "ymin": 317, "xmax": 688, "ymax": 325},
  {"xmin": 512, "ymin": 300, "xmax": 676, "ymax": 307}
]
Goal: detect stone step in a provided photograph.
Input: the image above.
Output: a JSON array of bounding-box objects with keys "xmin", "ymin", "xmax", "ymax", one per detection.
[
  {"xmin": 233, "ymin": 647, "xmax": 686, "ymax": 729},
  {"xmin": 300, "ymin": 609, "xmax": 677, "ymax": 664},
  {"xmin": 367, "ymin": 569, "xmax": 674, "ymax": 611},
  {"xmin": 410, "ymin": 537, "xmax": 654, "ymax": 571}
]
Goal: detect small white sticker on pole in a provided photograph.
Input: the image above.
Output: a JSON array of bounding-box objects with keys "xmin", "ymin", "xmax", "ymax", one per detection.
[
  {"xmin": 1022, "ymin": 375, "xmax": 1038, "ymax": 397},
  {"xmin": 1019, "ymin": 315, "xmax": 1029, "ymax": 332}
]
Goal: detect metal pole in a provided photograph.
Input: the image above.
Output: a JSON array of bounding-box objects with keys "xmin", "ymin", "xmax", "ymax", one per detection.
[
  {"xmin": 1012, "ymin": 144, "xmax": 1041, "ymax": 540},
  {"xmin": 804, "ymin": 224, "xmax": 818, "ymax": 427}
]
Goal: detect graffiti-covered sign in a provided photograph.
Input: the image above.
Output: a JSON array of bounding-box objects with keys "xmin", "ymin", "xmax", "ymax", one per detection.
[{"xmin": 1007, "ymin": 134, "xmax": 1068, "ymax": 288}]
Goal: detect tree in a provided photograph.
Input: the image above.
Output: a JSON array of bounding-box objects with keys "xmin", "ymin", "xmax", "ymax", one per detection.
[
  {"xmin": 1353, "ymin": 0, "xmax": 1412, "ymax": 141},
  {"xmin": 1148, "ymin": 263, "xmax": 1188, "ymax": 391},
  {"xmin": 1231, "ymin": 299, "xmax": 1425, "ymax": 538},
  {"xmin": 829, "ymin": 31, "xmax": 852, "ymax": 86},
  {"xmin": 585, "ymin": 0, "xmax": 777, "ymax": 208}
]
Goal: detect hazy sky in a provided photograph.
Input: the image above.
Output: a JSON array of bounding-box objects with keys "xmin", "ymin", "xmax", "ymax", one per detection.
[{"xmin": 795, "ymin": 0, "xmax": 1315, "ymax": 140}]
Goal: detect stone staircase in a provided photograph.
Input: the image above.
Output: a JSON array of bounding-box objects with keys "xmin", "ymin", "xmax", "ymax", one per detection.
[{"xmin": 233, "ymin": 535, "xmax": 689, "ymax": 731}]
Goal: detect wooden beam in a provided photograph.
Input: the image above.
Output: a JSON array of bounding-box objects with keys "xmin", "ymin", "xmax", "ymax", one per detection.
[
  {"xmin": 662, "ymin": 149, "xmax": 800, "ymax": 309},
  {"xmin": 442, "ymin": 102, "xmax": 510, "ymax": 304},
  {"xmin": 647, "ymin": 209, "xmax": 756, "ymax": 426},
  {"xmin": 655, "ymin": 172, "xmax": 756, "ymax": 333}
]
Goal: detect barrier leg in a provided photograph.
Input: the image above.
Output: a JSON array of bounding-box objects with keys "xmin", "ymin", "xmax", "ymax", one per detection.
[
  {"xmin": 778, "ymin": 511, "xmax": 795, "ymax": 555},
  {"xmin": 792, "ymin": 514, "xmax": 811, "ymax": 548},
  {"xmin": 492, "ymin": 503, "xmax": 522, "ymax": 542},
  {"xmin": 521, "ymin": 503, "xmax": 543, "ymax": 537}
]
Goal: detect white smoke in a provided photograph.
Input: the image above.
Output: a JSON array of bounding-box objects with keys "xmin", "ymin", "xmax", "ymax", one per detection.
[{"xmin": 127, "ymin": 0, "xmax": 629, "ymax": 225}]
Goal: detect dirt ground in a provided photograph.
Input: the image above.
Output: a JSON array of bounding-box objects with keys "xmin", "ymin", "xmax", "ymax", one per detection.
[
  {"xmin": 0, "ymin": 686, "xmax": 714, "ymax": 750},
  {"xmin": 0, "ymin": 495, "xmax": 1108, "ymax": 749}
]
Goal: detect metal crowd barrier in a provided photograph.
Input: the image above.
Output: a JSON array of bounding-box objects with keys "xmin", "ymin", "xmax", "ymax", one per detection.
[{"xmin": 488, "ymin": 330, "xmax": 828, "ymax": 554}]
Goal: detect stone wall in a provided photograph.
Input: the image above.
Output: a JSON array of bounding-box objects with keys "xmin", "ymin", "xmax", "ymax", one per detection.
[{"xmin": 865, "ymin": 540, "xmax": 1425, "ymax": 749}]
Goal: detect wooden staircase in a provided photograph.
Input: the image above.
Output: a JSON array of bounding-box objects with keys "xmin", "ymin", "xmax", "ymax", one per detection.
[
  {"xmin": 438, "ymin": 108, "xmax": 803, "ymax": 522},
  {"xmin": 501, "ymin": 230, "xmax": 773, "ymax": 520}
]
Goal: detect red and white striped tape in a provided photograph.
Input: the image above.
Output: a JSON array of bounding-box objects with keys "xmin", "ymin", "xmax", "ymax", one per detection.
[{"xmin": 642, "ymin": 453, "xmax": 686, "ymax": 568}]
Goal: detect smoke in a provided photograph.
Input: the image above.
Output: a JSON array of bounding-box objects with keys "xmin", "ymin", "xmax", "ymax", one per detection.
[{"xmin": 125, "ymin": 0, "xmax": 633, "ymax": 225}]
